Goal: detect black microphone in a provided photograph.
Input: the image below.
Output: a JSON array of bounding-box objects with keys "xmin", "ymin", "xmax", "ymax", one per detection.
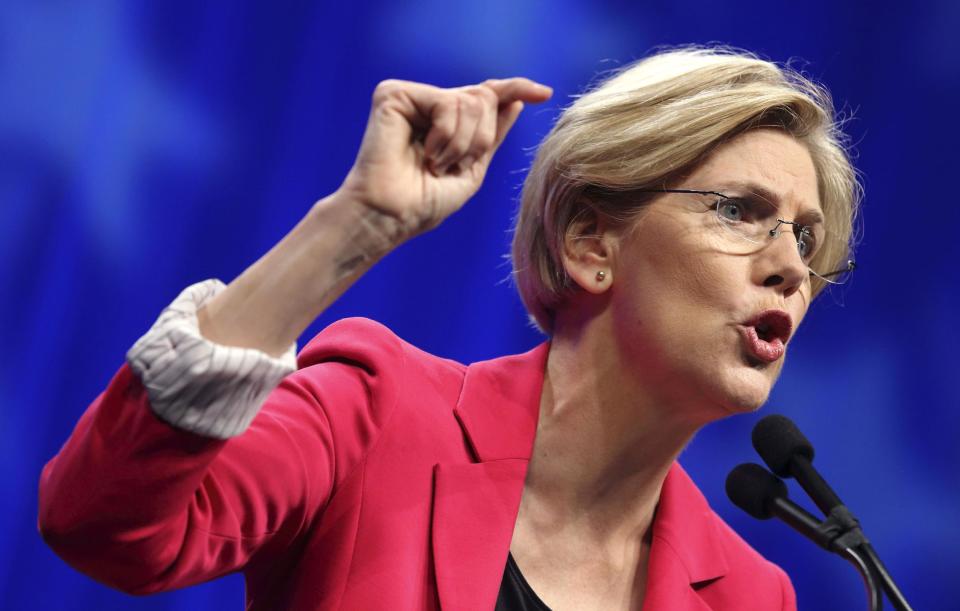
[
  {"xmin": 749, "ymin": 415, "xmax": 913, "ymax": 611},
  {"xmin": 726, "ymin": 463, "xmax": 838, "ymax": 552},
  {"xmin": 726, "ymin": 462, "xmax": 884, "ymax": 611},
  {"xmin": 751, "ymin": 414, "xmax": 844, "ymax": 515}
]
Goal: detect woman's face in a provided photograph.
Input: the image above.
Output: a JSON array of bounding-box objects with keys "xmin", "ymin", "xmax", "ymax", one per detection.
[{"xmin": 609, "ymin": 129, "xmax": 821, "ymax": 422}]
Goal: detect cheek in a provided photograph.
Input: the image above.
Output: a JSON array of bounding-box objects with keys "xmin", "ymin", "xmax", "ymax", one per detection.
[
  {"xmin": 613, "ymin": 212, "xmax": 755, "ymax": 345},
  {"xmin": 680, "ymin": 256, "xmax": 736, "ymax": 305},
  {"xmin": 653, "ymin": 233, "xmax": 749, "ymax": 323},
  {"xmin": 613, "ymin": 239, "xmax": 743, "ymax": 357}
]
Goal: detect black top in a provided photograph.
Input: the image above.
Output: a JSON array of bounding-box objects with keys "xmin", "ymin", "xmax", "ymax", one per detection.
[{"xmin": 495, "ymin": 553, "xmax": 551, "ymax": 611}]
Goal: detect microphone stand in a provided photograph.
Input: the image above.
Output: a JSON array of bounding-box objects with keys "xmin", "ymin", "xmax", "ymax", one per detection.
[
  {"xmin": 768, "ymin": 496, "xmax": 884, "ymax": 611},
  {"xmin": 791, "ymin": 464, "xmax": 914, "ymax": 611},
  {"xmin": 861, "ymin": 543, "xmax": 912, "ymax": 611},
  {"xmin": 840, "ymin": 545, "xmax": 883, "ymax": 611},
  {"xmin": 750, "ymin": 417, "xmax": 914, "ymax": 611},
  {"xmin": 858, "ymin": 541, "xmax": 912, "ymax": 610}
]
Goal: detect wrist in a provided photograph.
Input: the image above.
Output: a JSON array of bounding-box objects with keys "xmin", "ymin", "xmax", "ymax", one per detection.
[{"xmin": 320, "ymin": 185, "xmax": 415, "ymax": 251}]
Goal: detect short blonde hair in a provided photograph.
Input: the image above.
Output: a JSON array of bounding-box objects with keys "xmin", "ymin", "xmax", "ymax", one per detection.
[{"xmin": 511, "ymin": 46, "xmax": 862, "ymax": 334}]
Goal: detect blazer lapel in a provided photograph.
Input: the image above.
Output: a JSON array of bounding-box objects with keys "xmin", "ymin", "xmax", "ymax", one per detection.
[
  {"xmin": 432, "ymin": 461, "xmax": 528, "ymax": 610},
  {"xmin": 430, "ymin": 341, "xmax": 550, "ymax": 611},
  {"xmin": 642, "ymin": 464, "xmax": 730, "ymax": 611}
]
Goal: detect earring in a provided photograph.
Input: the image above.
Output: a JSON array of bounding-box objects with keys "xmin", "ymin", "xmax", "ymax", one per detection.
[{"xmin": 595, "ymin": 270, "xmax": 606, "ymax": 282}]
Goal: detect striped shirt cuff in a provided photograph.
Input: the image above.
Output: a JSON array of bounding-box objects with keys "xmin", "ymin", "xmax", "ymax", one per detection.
[{"xmin": 125, "ymin": 279, "xmax": 298, "ymax": 439}]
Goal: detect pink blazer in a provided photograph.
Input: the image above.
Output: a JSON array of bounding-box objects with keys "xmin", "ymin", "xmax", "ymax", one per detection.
[{"xmin": 39, "ymin": 317, "xmax": 796, "ymax": 610}]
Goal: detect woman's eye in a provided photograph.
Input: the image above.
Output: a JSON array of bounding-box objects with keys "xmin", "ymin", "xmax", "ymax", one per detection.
[
  {"xmin": 717, "ymin": 199, "xmax": 745, "ymax": 222},
  {"xmin": 797, "ymin": 228, "xmax": 817, "ymax": 259}
]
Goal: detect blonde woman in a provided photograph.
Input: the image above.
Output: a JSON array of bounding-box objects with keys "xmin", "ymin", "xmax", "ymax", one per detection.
[{"xmin": 39, "ymin": 47, "xmax": 858, "ymax": 610}]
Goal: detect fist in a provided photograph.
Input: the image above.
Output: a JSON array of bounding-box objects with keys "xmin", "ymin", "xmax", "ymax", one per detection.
[{"xmin": 339, "ymin": 77, "xmax": 553, "ymax": 238}]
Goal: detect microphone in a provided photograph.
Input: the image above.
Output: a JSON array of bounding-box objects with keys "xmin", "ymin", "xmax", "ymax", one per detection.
[
  {"xmin": 746, "ymin": 415, "xmax": 913, "ymax": 611},
  {"xmin": 726, "ymin": 462, "xmax": 884, "ymax": 611},
  {"xmin": 751, "ymin": 414, "xmax": 843, "ymax": 515},
  {"xmin": 725, "ymin": 463, "xmax": 838, "ymax": 552}
]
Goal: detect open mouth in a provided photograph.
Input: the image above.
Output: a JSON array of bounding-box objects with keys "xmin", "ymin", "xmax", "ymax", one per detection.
[
  {"xmin": 755, "ymin": 323, "xmax": 776, "ymax": 342},
  {"xmin": 740, "ymin": 310, "xmax": 793, "ymax": 364},
  {"xmin": 748, "ymin": 310, "xmax": 792, "ymax": 345},
  {"xmin": 740, "ymin": 326, "xmax": 784, "ymax": 363}
]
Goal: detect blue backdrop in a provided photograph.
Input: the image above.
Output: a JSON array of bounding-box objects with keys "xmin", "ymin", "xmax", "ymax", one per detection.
[{"xmin": 4, "ymin": 1, "xmax": 958, "ymax": 609}]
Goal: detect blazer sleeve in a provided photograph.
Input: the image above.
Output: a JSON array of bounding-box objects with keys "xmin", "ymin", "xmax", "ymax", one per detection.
[{"xmin": 37, "ymin": 317, "xmax": 404, "ymax": 595}]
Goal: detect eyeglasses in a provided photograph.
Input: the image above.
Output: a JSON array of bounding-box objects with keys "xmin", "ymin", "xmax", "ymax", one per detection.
[{"xmin": 635, "ymin": 188, "xmax": 857, "ymax": 288}]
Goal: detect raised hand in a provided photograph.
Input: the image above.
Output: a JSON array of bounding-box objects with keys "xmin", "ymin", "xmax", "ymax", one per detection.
[
  {"xmin": 193, "ymin": 78, "xmax": 550, "ymax": 357},
  {"xmin": 339, "ymin": 77, "xmax": 553, "ymax": 238}
]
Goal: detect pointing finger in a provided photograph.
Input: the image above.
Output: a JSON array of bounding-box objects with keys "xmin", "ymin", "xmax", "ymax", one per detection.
[{"xmin": 483, "ymin": 77, "xmax": 553, "ymax": 105}]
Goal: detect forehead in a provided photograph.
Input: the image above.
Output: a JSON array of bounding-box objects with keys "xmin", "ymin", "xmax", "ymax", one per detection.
[{"xmin": 686, "ymin": 129, "xmax": 822, "ymax": 222}]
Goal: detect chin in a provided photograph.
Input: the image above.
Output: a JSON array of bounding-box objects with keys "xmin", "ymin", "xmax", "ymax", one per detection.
[
  {"xmin": 680, "ymin": 377, "xmax": 770, "ymax": 425},
  {"xmin": 713, "ymin": 369, "xmax": 774, "ymax": 418},
  {"xmin": 725, "ymin": 392, "xmax": 769, "ymax": 415}
]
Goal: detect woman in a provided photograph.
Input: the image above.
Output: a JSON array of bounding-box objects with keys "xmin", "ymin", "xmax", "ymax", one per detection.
[{"xmin": 38, "ymin": 46, "xmax": 858, "ymax": 610}]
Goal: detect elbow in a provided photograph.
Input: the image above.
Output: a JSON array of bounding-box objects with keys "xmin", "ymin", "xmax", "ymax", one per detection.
[
  {"xmin": 37, "ymin": 504, "xmax": 82, "ymax": 565},
  {"xmin": 37, "ymin": 516, "xmax": 172, "ymax": 596}
]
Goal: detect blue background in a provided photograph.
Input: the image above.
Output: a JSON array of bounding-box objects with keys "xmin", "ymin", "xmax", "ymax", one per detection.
[{"xmin": 4, "ymin": 1, "xmax": 958, "ymax": 609}]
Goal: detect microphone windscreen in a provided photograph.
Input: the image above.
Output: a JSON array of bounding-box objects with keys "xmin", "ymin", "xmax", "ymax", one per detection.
[
  {"xmin": 751, "ymin": 414, "xmax": 814, "ymax": 477},
  {"xmin": 725, "ymin": 463, "xmax": 789, "ymax": 520}
]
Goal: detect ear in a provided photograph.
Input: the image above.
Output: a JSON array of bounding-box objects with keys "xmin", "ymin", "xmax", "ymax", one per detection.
[{"xmin": 560, "ymin": 203, "xmax": 620, "ymax": 295}]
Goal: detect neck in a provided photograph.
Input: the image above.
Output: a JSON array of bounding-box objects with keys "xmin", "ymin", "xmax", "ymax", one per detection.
[{"xmin": 523, "ymin": 309, "xmax": 705, "ymax": 543}]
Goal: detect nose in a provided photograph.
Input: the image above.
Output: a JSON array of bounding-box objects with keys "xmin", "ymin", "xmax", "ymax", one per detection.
[{"xmin": 754, "ymin": 227, "xmax": 808, "ymax": 297}]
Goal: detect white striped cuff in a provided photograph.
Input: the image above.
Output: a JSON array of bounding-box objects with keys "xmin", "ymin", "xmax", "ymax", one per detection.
[{"xmin": 125, "ymin": 279, "xmax": 298, "ymax": 439}]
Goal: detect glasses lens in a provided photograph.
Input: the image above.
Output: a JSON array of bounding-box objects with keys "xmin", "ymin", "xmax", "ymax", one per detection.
[
  {"xmin": 713, "ymin": 195, "xmax": 778, "ymax": 244},
  {"xmin": 800, "ymin": 223, "xmax": 855, "ymax": 285},
  {"xmin": 711, "ymin": 194, "xmax": 854, "ymax": 285}
]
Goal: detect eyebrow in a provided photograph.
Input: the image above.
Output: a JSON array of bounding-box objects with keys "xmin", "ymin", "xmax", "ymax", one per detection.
[{"xmin": 719, "ymin": 180, "xmax": 825, "ymax": 225}]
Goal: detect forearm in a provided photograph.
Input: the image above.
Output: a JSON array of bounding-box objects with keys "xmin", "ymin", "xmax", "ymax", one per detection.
[{"xmin": 197, "ymin": 189, "xmax": 408, "ymax": 357}]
